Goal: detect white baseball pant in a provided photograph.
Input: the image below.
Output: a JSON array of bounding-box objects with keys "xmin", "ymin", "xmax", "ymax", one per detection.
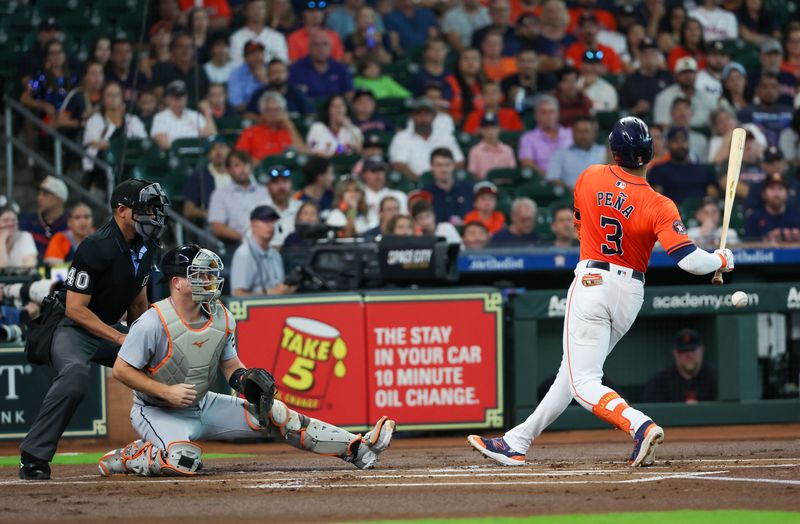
[{"xmin": 505, "ymin": 260, "xmax": 652, "ymax": 454}]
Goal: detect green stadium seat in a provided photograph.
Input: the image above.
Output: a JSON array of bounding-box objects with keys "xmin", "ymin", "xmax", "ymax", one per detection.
[
  {"xmin": 374, "ymin": 97, "xmax": 411, "ymax": 116},
  {"xmin": 170, "ymin": 137, "xmax": 207, "ymax": 161},
  {"xmin": 534, "ymin": 208, "xmax": 554, "ymax": 241},
  {"xmin": 547, "ymin": 198, "xmax": 574, "ymax": 217},
  {"xmin": 499, "ymin": 131, "xmax": 522, "ymax": 152},
  {"xmin": 595, "ymin": 110, "xmax": 621, "ymax": 130},
  {"xmin": 680, "ymin": 196, "xmax": 705, "ymax": 223},
  {"xmin": 419, "ymin": 171, "xmax": 434, "ymax": 187},
  {"xmin": 457, "ymin": 131, "xmax": 479, "ymax": 154},
  {"xmin": 132, "ymin": 151, "xmax": 188, "ymax": 203},
  {"xmin": 106, "ymin": 137, "xmax": 154, "ymax": 177},
  {"xmin": 495, "ymin": 187, "xmax": 514, "ymax": 219},
  {"xmin": 514, "ymin": 178, "xmax": 565, "ymax": 206},
  {"xmin": 387, "ymin": 170, "xmax": 420, "ymax": 193},
  {"xmin": 215, "ymin": 115, "xmax": 244, "ymax": 139},
  {"xmin": 486, "ymin": 167, "xmax": 523, "ymax": 187},
  {"xmin": 330, "ymin": 153, "xmax": 360, "ymax": 176}
]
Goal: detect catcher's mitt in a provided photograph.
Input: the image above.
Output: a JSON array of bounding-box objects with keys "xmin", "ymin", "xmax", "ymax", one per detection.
[{"xmin": 237, "ymin": 368, "xmax": 276, "ymax": 427}]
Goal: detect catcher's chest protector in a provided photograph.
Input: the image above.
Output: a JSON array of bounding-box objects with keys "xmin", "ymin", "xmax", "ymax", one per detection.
[{"xmin": 149, "ymin": 299, "xmax": 230, "ymax": 406}]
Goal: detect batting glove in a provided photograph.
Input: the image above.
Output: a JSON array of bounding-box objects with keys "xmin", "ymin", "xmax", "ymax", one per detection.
[{"xmin": 715, "ymin": 248, "xmax": 734, "ymax": 272}]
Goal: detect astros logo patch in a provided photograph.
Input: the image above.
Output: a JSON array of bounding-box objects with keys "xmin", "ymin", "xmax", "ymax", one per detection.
[{"xmin": 673, "ymin": 220, "xmax": 688, "ymax": 235}]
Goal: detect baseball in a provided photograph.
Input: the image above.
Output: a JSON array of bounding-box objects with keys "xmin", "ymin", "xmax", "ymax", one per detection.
[{"xmin": 732, "ymin": 291, "xmax": 749, "ymax": 308}]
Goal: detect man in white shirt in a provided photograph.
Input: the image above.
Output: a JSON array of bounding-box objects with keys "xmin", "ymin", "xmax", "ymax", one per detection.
[
  {"xmin": 229, "ymin": 0, "xmax": 289, "ymax": 65},
  {"xmin": 360, "ymin": 156, "xmax": 407, "ymax": 228},
  {"xmin": 696, "ymin": 41, "xmax": 729, "ymax": 99},
  {"xmin": 389, "ymin": 97, "xmax": 464, "ymax": 180},
  {"xmin": 150, "ymin": 81, "xmax": 216, "ymax": 149},
  {"xmin": 577, "ymin": 50, "xmax": 618, "ymax": 111},
  {"xmin": 688, "ymin": 0, "xmax": 738, "ymax": 42},
  {"xmin": 653, "ymin": 57, "xmax": 718, "ymax": 129}
]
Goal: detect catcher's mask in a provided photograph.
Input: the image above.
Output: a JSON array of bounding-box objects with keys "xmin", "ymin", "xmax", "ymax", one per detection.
[
  {"xmin": 161, "ymin": 244, "xmax": 225, "ymax": 315},
  {"xmin": 111, "ymin": 180, "xmax": 170, "ymax": 248}
]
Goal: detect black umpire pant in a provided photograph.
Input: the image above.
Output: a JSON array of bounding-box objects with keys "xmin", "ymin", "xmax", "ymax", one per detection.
[{"xmin": 20, "ymin": 318, "xmax": 128, "ymax": 462}]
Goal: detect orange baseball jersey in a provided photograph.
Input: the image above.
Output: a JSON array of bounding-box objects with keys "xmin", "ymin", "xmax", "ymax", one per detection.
[{"xmin": 573, "ymin": 164, "xmax": 693, "ymax": 273}]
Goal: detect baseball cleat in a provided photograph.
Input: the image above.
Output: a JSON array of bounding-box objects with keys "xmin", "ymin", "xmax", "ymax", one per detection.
[
  {"xmin": 629, "ymin": 420, "xmax": 664, "ymax": 467},
  {"xmin": 19, "ymin": 452, "xmax": 51, "ymax": 480},
  {"xmin": 352, "ymin": 416, "xmax": 396, "ymax": 469},
  {"xmin": 467, "ymin": 435, "xmax": 526, "ymax": 466}
]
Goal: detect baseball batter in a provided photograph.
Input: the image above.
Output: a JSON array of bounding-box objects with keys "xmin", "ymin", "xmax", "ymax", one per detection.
[
  {"xmin": 99, "ymin": 244, "xmax": 395, "ymax": 477},
  {"xmin": 469, "ymin": 117, "xmax": 735, "ymax": 467}
]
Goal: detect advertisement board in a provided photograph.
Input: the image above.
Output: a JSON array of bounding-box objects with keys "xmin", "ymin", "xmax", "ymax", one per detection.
[{"xmin": 0, "ymin": 347, "xmax": 107, "ymax": 440}]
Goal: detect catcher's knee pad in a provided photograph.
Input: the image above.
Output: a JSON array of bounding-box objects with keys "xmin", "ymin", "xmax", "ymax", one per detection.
[{"xmin": 269, "ymin": 400, "xmax": 308, "ymax": 434}]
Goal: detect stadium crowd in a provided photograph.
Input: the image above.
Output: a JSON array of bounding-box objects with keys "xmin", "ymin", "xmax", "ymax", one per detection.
[{"xmin": 5, "ymin": 0, "xmax": 800, "ymax": 293}]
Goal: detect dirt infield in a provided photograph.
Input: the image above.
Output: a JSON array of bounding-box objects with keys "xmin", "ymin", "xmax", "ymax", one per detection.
[{"xmin": 1, "ymin": 425, "xmax": 798, "ymax": 523}]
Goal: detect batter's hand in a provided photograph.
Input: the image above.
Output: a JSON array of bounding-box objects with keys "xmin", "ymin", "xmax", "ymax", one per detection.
[
  {"xmin": 163, "ymin": 383, "xmax": 197, "ymax": 407},
  {"xmin": 715, "ymin": 248, "xmax": 734, "ymax": 272}
]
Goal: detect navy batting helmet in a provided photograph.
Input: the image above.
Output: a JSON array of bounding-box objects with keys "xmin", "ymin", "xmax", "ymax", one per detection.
[{"xmin": 608, "ymin": 117, "xmax": 653, "ymax": 169}]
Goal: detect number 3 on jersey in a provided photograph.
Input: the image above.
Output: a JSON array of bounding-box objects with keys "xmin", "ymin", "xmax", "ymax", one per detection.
[{"xmin": 600, "ymin": 215, "xmax": 623, "ymax": 255}]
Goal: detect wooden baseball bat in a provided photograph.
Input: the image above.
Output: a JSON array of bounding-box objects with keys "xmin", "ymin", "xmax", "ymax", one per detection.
[{"xmin": 712, "ymin": 127, "xmax": 746, "ymax": 285}]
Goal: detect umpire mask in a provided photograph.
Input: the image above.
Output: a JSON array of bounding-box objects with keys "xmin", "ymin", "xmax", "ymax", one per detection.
[{"xmin": 132, "ymin": 183, "xmax": 170, "ymax": 248}]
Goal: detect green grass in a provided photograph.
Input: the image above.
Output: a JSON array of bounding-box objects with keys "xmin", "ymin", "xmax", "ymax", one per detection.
[
  {"xmin": 0, "ymin": 452, "xmax": 255, "ymax": 467},
  {"xmin": 368, "ymin": 511, "xmax": 800, "ymax": 524}
]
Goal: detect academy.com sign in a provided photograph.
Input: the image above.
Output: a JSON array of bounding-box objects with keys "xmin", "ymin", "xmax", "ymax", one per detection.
[{"xmin": 651, "ymin": 292, "xmax": 759, "ymax": 310}]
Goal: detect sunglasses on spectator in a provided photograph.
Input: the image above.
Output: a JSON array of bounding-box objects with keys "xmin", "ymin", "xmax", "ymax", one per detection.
[
  {"xmin": 584, "ymin": 50, "xmax": 604, "ymax": 61},
  {"xmin": 268, "ymin": 168, "xmax": 292, "ymax": 179},
  {"xmin": 306, "ymin": 1, "xmax": 327, "ymax": 9}
]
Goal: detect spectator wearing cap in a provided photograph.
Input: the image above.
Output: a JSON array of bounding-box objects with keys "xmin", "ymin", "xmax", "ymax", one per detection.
[
  {"xmin": 670, "ymin": 98, "xmax": 709, "ymax": 162},
  {"xmin": 471, "ymin": 0, "xmax": 521, "ymax": 57},
  {"xmin": 182, "ymin": 137, "xmax": 231, "ymax": 224},
  {"xmin": 43, "ymin": 203, "xmax": 94, "ymax": 268},
  {"xmin": 481, "ymin": 28, "xmax": 518, "ymax": 81},
  {"xmin": 688, "ymin": 197, "xmax": 739, "ymax": 250},
  {"xmin": 489, "ymin": 197, "xmax": 539, "ymax": 246},
  {"xmin": 501, "ymin": 49, "xmax": 557, "ymax": 113},
  {"xmin": 350, "ymin": 90, "xmax": 395, "ymax": 134},
  {"xmin": 204, "ymin": 34, "xmax": 237, "ymax": 85},
  {"xmin": 410, "ymin": 199, "xmax": 462, "ymax": 245},
  {"xmin": 463, "ymin": 182, "xmax": 505, "ymax": 234},
  {"xmin": 306, "ymin": 95, "xmax": 363, "ymax": 157},
  {"xmin": 151, "ymin": 33, "xmax": 211, "ymax": 108},
  {"xmin": 227, "ymin": 41, "xmax": 270, "ymax": 111},
  {"xmin": 384, "ymin": 0, "xmax": 440, "ymax": 55},
  {"xmin": 551, "ymin": 204, "xmax": 578, "ymax": 248},
  {"xmin": 643, "ymin": 329, "xmax": 718, "ymax": 403},
  {"xmin": 231, "ymin": 205, "xmax": 295, "ymax": 296},
  {"xmin": 738, "ymin": 73, "xmax": 794, "ymax": 148},
  {"xmin": 578, "ymin": 49, "xmax": 618, "ymax": 111},
  {"xmin": 294, "ymin": 155, "xmax": 336, "ymax": 214},
  {"xmin": 352, "ymin": 133, "xmax": 387, "ymax": 176},
  {"xmin": 342, "ymin": 5, "xmax": 393, "ymax": 66},
  {"xmin": 462, "ymin": 221, "xmax": 490, "ymax": 250},
  {"xmin": 423, "ymin": 148, "xmax": 473, "ymax": 225},
  {"xmin": 408, "ymin": 38, "xmax": 452, "ymax": 98},
  {"xmin": 259, "ymin": 165, "xmax": 303, "ymax": 247},
  {"xmin": 467, "ymin": 113, "xmax": 517, "ymax": 181},
  {"xmin": 719, "ymin": 62, "xmax": 753, "ymax": 114},
  {"xmin": 288, "ymin": 1, "xmax": 345, "ymax": 61},
  {"xmin": 389, "ymin": 98, "xmax": 464, "ymax": 180},
  {"xmin": 327, "ymin": 0, "xmax": 386, "ymax": 42},
  {"xmin": 362, "ymin": 195, "xmax": 401, "ymax": 241},
  {"xmin": 546, "ymin": 116, "xmax": 605, "ymax": 189},
  {"xmin": 565, "ymin": 13, "xmax": 623, "ymax": 74},
  {"xmin": 360, "ymin": 157, "xmax": 407, "ymax": 228},
  {"xmin": 289, "ymin": 31, "xmax": 355, "ymax": 101},
  {"xmin": 151, "ymin": 80, "xmax": 217, "ymax": 150},
  {"xmin": 653, "ymin": 56, "xmax": 718, "ymax": 128},
  {"xmin": 20, "ymin": 176, "xmax": 69, "ymax": 260},
  {"xmin": 518, "ymin": 94, "xmax": 573, "ymax": 178},
  {"xmin": 666, "ymin": 18, "xmax": 707, "ymax": 73},
  {"xmin": 648, "ymin": 128, "xmax": 718, "ymax": 205},
  {"xmin": 107, "ymin": 38, "xmax": 149, "ymax": 103},
  {"xmin": 462, "ymin": 82, "xmax": 523, "ymax": 134},
  {"xmin": 229, "ymin": 0, "xmax": 289, "ymax": 65},
  {"xmin": 354, "ymin": 60, "xmax": 412, "ymax": 100},
  {"xmin": 689, "ymin": 0, "xmax": 738, "ymax": 42},
  {"xmin": 245, "ymin": 59, "xmax": 314, "ymax": 118},
  {"xmin": 553, "ymin": 67, "xmax": 593, "ymax": 128},
  {"xmin": 749, "ymin": 38, "xmax": 798, "ymax": 107},
  {"xmin": 696, "ymin": 40, "xmax": 729, "ymax": 99},
  {"xmin": 744, "ymin": 146, "xmax": 800, "ymax": 210},
  {"xmin": 326, "ymin": 178, "xmax": 370, "ymax": 237},
  {"xmin": 208, "ymin": 151, "xmax": 269, "ymax": 246},
  {"xmin": 619, "ymin": 38, "xmax": 673, "ymax": 118},
  {"xmin": 442, "ymin": 0, "xmax": 491, "ymax": 53},
  {"xmin": 744, "ymin": 173, "xmax": 800, "ymax": 242},
  {"xmin": 236, "ymin": 91, "xmax": 305, "ymax": 163}
]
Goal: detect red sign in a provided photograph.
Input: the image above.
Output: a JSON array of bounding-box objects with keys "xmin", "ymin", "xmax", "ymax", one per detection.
[
  {"xmin": 365, "ymin": 293, "xmax": 503, "ymax": 429},
  {"xmin": 233, "ymin": 297, "xmax": 368, "ymax": 428}
]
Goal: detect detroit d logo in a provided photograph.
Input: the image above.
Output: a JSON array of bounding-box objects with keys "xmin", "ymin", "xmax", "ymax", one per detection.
[{"xmin": 673, "ymin": 220, "xmax": 687, "ymax": 235}]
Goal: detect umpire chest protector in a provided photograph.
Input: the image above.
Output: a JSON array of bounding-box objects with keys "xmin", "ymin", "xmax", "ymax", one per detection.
[{"xmin": 148, "ymin": 298, "xmax": 231, "ymax": 406}]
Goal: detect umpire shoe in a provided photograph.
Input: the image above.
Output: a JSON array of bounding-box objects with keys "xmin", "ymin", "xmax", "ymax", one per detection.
[
  {"xmin": 467, "ymin": 435, "xmax": 526, "ymax": 466},
  {"xmin": 19, "ymin": 452, "xmax": 51, "ymax": 480},
  {"xmin": 629, "ymin": 420, "xmax": 664, "ymax": 467}
]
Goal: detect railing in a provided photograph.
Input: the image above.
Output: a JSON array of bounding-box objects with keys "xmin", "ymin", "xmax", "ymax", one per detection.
[{"xmin": 2, "ymin": 96, "xmax": 224, "ymax": 252}]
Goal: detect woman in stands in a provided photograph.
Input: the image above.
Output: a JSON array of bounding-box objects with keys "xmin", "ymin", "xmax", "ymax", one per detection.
[
  {"xmin": 20, "ymin": 39, "xmax": 78, "ymax": 126},
  {"xmin": 445, "ymin": 48, "xmax": 486, "ymax": 125},
  {"xmin": 719, "ymin": 62, "xmax": 753, "ymax": 114},
  {"xmin": 90, "ymin": 36, "xmax": 112, "ymax": 70},
  {"xmin": 306, "ymin": 95, "xmax": 363, "ymax": 157},
  {"xmin": 0, "ymin": 206, "xmax": 37, "ymax": 271},
  {"xmin": 326, "ymin": 178, "xmax": 370, "ymax": 237},
  {"xmin": 667, "ymin": 18, "xmax": 706, "ymax": 72},
  {"xmin": 187, "ymin": 7, "xmax": 212, "ymax": 63},
  {"xmin": 267, "ymin": 0, "xmax": 297, "ymax": 36},
  {"xmin": 344, "ymin": 5, "xmax": 393, "ymax": 66}
]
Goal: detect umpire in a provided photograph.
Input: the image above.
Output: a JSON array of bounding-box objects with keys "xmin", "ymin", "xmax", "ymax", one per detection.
[{"xmin": 19, "ymin": 180, "xmax": 169, "ymax": 480}]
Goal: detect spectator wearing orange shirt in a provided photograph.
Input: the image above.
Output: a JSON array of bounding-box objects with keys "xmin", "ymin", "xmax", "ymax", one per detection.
[
  {"xmin": 463, "ymin": 181, "xmax": 506, "ymax": 234},
  {"xmin": 667, "ymin": 18, "xmax": 707, "ymax": 73},
  {"xmin": 235, "ymin": 91, "xmax": 305, "ymax": 163},
  {"xmin": 43, "ymin": 203, "xmax": 94, "ymax": 267},
  {"xmin": 288, "ymin": 2, "xmax": 345, "ymax": 62},
  {"xmin": 481, "ymin": 29, "xmax": 518, "ymax": 81},
  {"xmin": 445, "ymin": 48, "xmax": 486, "ymax": 125},
  {"xmin": 565, "ymin": 12, "xmax": 622, "ymax": 74},
  {"xmin": 462, "ymin": 82, "xmax": 523, "ymax": 134}
]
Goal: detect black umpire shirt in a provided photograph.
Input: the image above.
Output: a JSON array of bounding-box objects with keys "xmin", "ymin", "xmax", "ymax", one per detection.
[{"xmin": 64, "ymin": 219, "xmax": 153, "ymax": 325}]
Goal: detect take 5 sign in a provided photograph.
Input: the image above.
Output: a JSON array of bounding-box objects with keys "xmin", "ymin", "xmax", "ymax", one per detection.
[{"xmin": 230, "ymin": 290, "xmax": 504, "ymax": 431}]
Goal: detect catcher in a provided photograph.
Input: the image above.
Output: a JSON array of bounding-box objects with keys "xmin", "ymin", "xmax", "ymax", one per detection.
[{"xmin": 98, "ymin": 243, "xmax": 395, "ymax": 476}]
